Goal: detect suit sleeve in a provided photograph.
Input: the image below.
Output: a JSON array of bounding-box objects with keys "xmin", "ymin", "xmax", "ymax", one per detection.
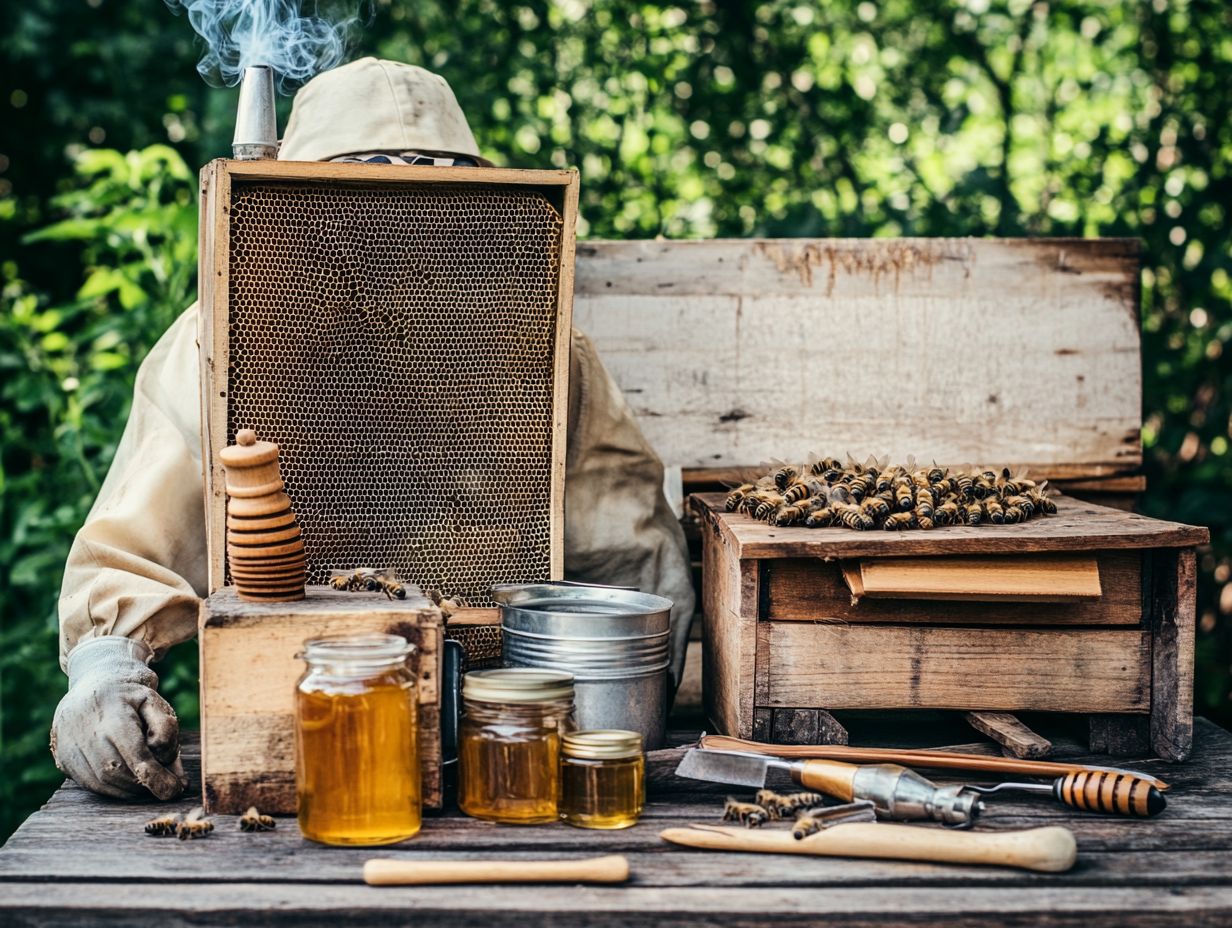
[
  {"xmin": 564, "ymin": 330, "xmax": 697, "ymax": 687},
  {"xmin": 57, "ymin": 306, "xmax": 207, "ymax": 670}
]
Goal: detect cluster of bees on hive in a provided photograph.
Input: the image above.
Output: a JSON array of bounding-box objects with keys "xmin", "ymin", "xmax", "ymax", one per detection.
[
  {"xmin": 724, "ymin": 790, "xmax": 843, "ymax": 840},
  {"xmin": 726, "ymin": 456, "xmax": 1057, "ymax": 530}
]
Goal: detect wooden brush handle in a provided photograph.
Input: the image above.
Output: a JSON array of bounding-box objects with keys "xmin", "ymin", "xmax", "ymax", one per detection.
[
  {"xmin": 660, "ymin": 824, "xmax": 1076, "ymax": 873},
  {"xmin": 1055, "ymin": 771, "xmax": 1166, "ymax": 817},
  {"xmin": 363, "ymin": 855, "xmax": 630, "ymax": 886},
  {"xmin": 660, "ymin": 823, "xmax": 1074, "ymax": 872}
]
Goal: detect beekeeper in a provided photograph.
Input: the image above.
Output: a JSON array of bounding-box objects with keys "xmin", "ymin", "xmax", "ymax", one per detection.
[{"xmin": 52, "ymin": 57, "xmax": 695, "ymax": 801}]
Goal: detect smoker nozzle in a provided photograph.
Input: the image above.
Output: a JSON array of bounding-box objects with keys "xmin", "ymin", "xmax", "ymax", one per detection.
[{"xmin": 233, "ymin": 66, "xmax": 277, "ymax": 160}]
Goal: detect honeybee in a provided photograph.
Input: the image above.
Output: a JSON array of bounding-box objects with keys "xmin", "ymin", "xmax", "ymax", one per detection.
[
  {"xmin": 833, "ymin": 505, "xmax": 874, "ymax": 531},
  {"xmin": 176, "ymin": 807, "xmax": 214, "ymax": 841},
  {"xmin": 329, "ymin": 568, "xmax": 376, "ymax": 592},
  {"xmin": 752, "ymin": 494, "xmax": 782, "ymax": 522},
  {"xmin": 846, "ymin": 472, "xmax": 874, "ymax": 501},
  {"xmin": 755, "ymin": 789, "xmax": 826, "ymax": 820},
  {"xmin": 428, "ymin": 588, "xmax": 466, "ymax": 619},
  {"xmin": 723, "ymin": 798, "xmax": 769, "ymax": 828},
  {"xmin": 144, "ymin": 813, "xmax": 182, "ymax": 837},
  {"xmin": 983, "ymin": 497, "xmax": 1005, "ymax": 524},
  {"xmin": 804, "ymin": 506, "xmax": 834, "ymax": 528},
  {"xmin": 955, "ymin": 473, "xmax": 974, "ymax": 500},
  {"xmin": 773, "ymin": 465, "xmax": 799, "ymax": 492},
  {"xmin": 934, "ymin": 499, "xmax": 960, "ymax": 526},
  {"xmin": 774, "ymin": 504, "xmax": 807, "ymax": 526},
  {"xmin": 893, "ymin": 479, "xmax": 915, "ymax": 511},
  {"xmin": 792, "ymin": 813, "xmax": 828, "ymax": 840},
  {"xmin": 963, "ymin": 503, "xmax": 983, "ymax": 527},
  {"xmin": 1029, "ymin": 487, "xmax": 1058, "ymax": 514},
  {"xmin": 860, "ymin": 496, "xmax": 890, "ymax": 521},
  {"xmin": 915, "ymin": 512, "xmax": 935, "ymax": 530},
  {"xmin": 811, "ymin": 456, "xmax": 842, "ymax": 479},
  {"xmin": 1004, "ymin": 494, "xmax": 1035, "ymax": 518},
  {"xmin": 927, "ymin": 466, "xmax": 946, "ymax": 485},
  {"xmin": 369, "ymin": 569, "xmax": 406, "ymax": 600},
  {"xmin": 915, "ymin": 492, "xmax": 934, "ymax": 519},
  {"xmin": 884, "ymin": 511, "xmax": 916, "ymax": 531},
  {"xmin": 725, "ymin": 483, "xmax": 755, "ymax": 512},
  {"xmin": 239, "ymin": 806, "xmax": 276, "ymax": 832},
  {"xmin": 784, "ymin": 478, "xmax": 826, "ymax": 504}
]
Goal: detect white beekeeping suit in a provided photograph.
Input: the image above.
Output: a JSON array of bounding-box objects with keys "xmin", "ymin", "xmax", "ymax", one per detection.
[{"xmin": 52, "ymin": 58, "xmax": 694, "ymax": 800}]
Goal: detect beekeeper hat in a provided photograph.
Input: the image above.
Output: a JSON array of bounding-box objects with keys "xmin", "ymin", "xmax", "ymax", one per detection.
[{"xmin": 279, "ymin": 57, "xmax": 486, "ymax": 163}]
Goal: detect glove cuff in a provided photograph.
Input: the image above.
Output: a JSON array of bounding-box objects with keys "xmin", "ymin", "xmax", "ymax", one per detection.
[{"xmin": 66, "ymin": 636, "xmax": 153, "ymax": 686}]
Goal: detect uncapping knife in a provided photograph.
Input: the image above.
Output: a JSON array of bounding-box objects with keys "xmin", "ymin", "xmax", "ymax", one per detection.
[{"xmin": 675, "ymin": 748, "xmax": 982, "ymax": 826}]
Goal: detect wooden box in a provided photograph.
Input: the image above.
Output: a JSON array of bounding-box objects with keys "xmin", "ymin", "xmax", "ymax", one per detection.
[
  {"xmin": 198, "ymin": 159, "xmax": 578, "ymax": 608},
  {"xmin": 198, "ymin": 586, "xmax": 443, "ymax": 814},
  {"xmin": 694, "ymin": 493, "xmax": 1208, "ymax": 760}
]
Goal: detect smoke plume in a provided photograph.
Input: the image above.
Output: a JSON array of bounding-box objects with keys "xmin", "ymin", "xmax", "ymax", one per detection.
[{"xmin": 164, "ymin": 0, "xmax": 359, "ymax": 93}]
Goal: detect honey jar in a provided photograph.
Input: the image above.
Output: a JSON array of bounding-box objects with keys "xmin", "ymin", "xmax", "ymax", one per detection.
[
  {"xmin": 458, "ymin": 668, "xmax": 575, "ymax": 824},
  {"xmin": 558, "ymin": 730, "xmax": 645, "ymax": 829},
  {"xmin": 294, "ymin": 633, "xmax": 420, "ymax": 846}
]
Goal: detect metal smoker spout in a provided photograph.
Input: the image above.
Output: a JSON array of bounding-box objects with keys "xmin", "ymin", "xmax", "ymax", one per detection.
[{"xmin": 232, "ymin": 66, "xmax": 277, "ymax": 160}]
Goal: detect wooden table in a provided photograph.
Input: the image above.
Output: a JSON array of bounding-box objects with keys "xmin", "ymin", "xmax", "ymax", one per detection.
[{"xmin": 3, "ymin": 722, "xmax": 1232, "ymax": 926}]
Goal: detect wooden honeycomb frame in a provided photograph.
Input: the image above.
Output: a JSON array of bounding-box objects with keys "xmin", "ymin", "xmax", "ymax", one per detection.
[{"xmin": 198, "ymin": 160, "xmax": 579, "ymax": 603}]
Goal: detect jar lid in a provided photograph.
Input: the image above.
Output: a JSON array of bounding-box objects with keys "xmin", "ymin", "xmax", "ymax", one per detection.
[
  {"xmin": 299, "ymin": 633, "xmax": 414, "ymax": 667},
  {"xmin": 218, "ymin": 428, "xmax": 280, "ymax": 469},
  {"xmin": 562, "ymin": 729, "xmax": 644, "ymax": 760},
  {"xmin": 463, "ymin": 668, "xmax": 574, "ymax": 703}
]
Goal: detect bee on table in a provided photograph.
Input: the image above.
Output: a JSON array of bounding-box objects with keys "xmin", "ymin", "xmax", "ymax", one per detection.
[
  {"xmin": 812, "ymin": 457, "xmax": 843, "ymax": 483},
  {"xmin": 833, "ymin": 504, "xmax": 875, "ymax": 531},
  {"xmin": 755, "ymin": 789, "xmax": 827, "ymax": 820},
  {"xmin": 1004, "ymin": 494, "xmax": 1036, "ymax": 518},
  {"xmin": 962, "ymin": 503, "xmax": 983, "ymax": 527},
  {"xmin": 176, "ymin": 807, "xmax": 214, "ymax": 841},
  {"xmin": 860, "ymin": 495, "xmax": 890, "ymax": 522},
  {"xmin": 144, "ymin": 812, "xmax": 182, "ymax": 837},
  {"xmin": 955, "ymin": 472, "xmax": 975, "ymax": 500},
  {"xmin": 239, "ymin": 806, "xmax": 276, "ymax": 832},
  {"xmin": 884, "ymin": 511, "xmax": 917, "ymax": 531},
  {"xmin": 983, "ymin": 496, "xmax": 1005, "ymax": 524},
  {"xmin": 773, "ymin": 465, "xmax": 799, "ymax": 492},
  {"xmin": 725, "ymin": 483, "xmax": 755, "ymax": 512},
  {"xmin": 792, "ymin": 810, "xmax": 831, "ymax": 840},
  {"xmin": 997, "ymin": 467, "xmax": 1036, "ymax": 497},
  {"xmin": 804, "ymin": 507, "xmax": 834, "ymax": 528},
  {"xmin": 723, "ymin": 798, "xmax": 769, "ymax": 828},
  {"xmin": 783, "ymin": 477, "xmax": 824, "ymax": 505},
  {"xmin": 893, "ymin": 479, "xmax": 915, "ymax": 512},
  {"xmin": 934, "ymin": 499, "xmax": 960, "ymax": 527},
  {"xmin": 369, "ymin": 569, "xmax": 407, "ymax": 600},
  {"xmin": 329, "ymin": 568, "xmax": 375, "ymax": 592},
  {"xmin": 774, "ymin": 503, "xmax": 807, "ymax": 526},
  {"xmin": 1028, "ymin": 486, "xmax": 1058, "ymax": 515}
]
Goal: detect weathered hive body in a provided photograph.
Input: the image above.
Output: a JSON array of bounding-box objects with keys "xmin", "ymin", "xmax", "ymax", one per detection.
[{"xmin": 199, "ymin": 161, "xmax": 579, "ymax": 603}]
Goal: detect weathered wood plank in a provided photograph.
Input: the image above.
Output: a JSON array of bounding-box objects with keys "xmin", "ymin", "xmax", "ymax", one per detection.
[
  {"xmin": 1089, "ymin": 714, "xmax": 1152, "ymax": 756},
  {"xmin": 696, "ymin": 494, "xmax": 1209, "ymax": 559},
  {"xmin": 3, "ymin": 881, "xmax": 1232, "ymax": 928},
  {"xmin": 964, "ymin": 712, "xmax": 1053, "ymax": 759},
  {"xmin": 762, "ymin": 625, "xmax": 1152, "ymax": 713},
  {"xmin": 1152, "ymin": 549, "xmax": 1197, "ymax": 761},
  {"xmin": 576, "ymin": 239, "xmax": 1143, "ymax": 479},
  {"xmin": 762, "ymin": 552, "xmax": 1142, "ymax": 625},
  {"xmin": 701, "ymin": 527, "xmax": 757, "ymax": 738}
]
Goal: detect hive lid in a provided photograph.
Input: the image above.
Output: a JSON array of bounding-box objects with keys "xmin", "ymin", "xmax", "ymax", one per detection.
[{"xmin": 218, "ymin": 429, "xmax": 280, "ymax": 469}]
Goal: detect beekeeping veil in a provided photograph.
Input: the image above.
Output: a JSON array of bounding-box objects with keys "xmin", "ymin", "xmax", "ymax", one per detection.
[{"xmin": 59, "ymin": 59, "xmax": 695, "ymax": 689}]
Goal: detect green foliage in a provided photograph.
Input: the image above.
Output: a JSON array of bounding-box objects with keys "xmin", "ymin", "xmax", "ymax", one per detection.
[
  {"xmin": 0, "ymin": 146, "xmax": 200, "ymax": 839},
  {"xmin": 2, "ymin": 0, "xmax": 1229, "ymax": 843}
]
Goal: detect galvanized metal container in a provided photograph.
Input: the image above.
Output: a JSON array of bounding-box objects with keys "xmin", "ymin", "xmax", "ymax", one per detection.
[{"xmin": 493, "ymin": 583, "xmax": 673, "ymax": 749}]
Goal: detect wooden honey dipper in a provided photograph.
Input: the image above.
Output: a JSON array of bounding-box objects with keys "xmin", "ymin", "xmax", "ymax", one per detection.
[{"xmin": 218, "ymin": 429, "xmax": 306, "ymax": 602}]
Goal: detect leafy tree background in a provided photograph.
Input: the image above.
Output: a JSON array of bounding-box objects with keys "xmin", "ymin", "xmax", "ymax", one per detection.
[{"xmin": 2, "ymin": 0, "xmax": 1229, "ymax": 840}]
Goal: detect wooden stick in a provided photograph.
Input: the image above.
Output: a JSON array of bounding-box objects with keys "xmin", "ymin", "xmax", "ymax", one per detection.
[
  {"xmin": 363, "ymin": 855, "xmax": 630, "ymax": 886},
  {"xmin": 698, "ymin": 734, "xmax": 1169, "ymax": 790},
  {"xmin": 963, "ymin": 711, "xmax": 1053, "ymax": 759},
  {"xmin": 660, "ymin": 824, "xmax": 1077, "ymax": 873}
]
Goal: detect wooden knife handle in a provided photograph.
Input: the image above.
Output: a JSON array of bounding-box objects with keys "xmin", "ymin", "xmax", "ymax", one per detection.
[
  {"xmin": 795, "ymin": 759, "xmax": 859, "ymax": 800},
  {"xmin": 363, "ymin": 855, "xmax": 630, "ymax": 886},
  {"xmin": 660, "ymin": 823, "xmax": 1076, "ymax": 873},
  {"xmin": 1055, "ymin": 771, "xmax": 1166, "ymax": 817}
]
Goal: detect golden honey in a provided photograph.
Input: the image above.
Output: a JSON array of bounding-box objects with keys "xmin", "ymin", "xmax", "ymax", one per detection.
[
  {"xmin": 295, "ymin": 634, "xmax": 420, "ymax": 846},
  {"xmin": 559, "ymin": 730, "xmax": 645, "ymax": 829},
  {"xmin": 458, "ymin": 669, "xmax": 574, "ymax": 824}
]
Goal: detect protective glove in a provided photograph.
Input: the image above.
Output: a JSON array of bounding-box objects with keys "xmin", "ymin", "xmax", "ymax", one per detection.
[{"xmin": 50, "ymin": 636, "xmax": 188, "ymax": 800}]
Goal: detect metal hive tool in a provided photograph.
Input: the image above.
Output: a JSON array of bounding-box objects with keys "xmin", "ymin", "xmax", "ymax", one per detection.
[{"xmin": 200, "ymin": 162, "xmax": 579, "ymax": 606}]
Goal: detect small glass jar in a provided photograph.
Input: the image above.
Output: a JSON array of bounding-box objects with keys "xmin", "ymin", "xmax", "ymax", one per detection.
[
  {"xmin": 558, "ymin": 730, "xmax": 645, "ymax": 829},
  {"xmin": 458, "ymin": 668, "xmax": 575, "ymax": 824},
  {"xmin": 294, "ymin": 633, "xmax": 420, "ymax": 846}
]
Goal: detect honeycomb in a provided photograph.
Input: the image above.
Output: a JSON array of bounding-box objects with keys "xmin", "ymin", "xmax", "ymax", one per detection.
[{"xmin": 223, "ymin": 179, "xmax": 566, "ymax": 606}]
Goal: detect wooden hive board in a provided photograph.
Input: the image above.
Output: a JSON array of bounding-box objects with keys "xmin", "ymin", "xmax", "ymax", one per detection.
[{"xmin": 576, "ymin": 238, "xmax": 1143, "ymax": 492}]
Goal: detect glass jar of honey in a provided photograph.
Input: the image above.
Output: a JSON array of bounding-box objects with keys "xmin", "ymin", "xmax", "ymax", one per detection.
[
  {"xmin": 559, "ymin": 730, "xmax": 645, "ymax": 829},
  {"xmin": 458, "ymin": 668, "xmax": 575, "ymax": 824},
  {"xmin": 294, "ymin": 633, "xmax": 420, "ymax": 846}
]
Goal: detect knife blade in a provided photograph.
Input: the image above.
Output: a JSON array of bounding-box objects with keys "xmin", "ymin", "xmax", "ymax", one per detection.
[{"xmin": 675, "ymin": 748, "xmax": 786, "ymax": 788}]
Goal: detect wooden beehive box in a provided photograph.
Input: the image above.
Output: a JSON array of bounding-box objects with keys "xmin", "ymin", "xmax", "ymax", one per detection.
[
  {"xmin": 198, "ymin": 586, "xmax": 442, "ymax": 814},
  {"xmin": 573, "ymin": 238, "xmax": 1209, "ymax": 760}
]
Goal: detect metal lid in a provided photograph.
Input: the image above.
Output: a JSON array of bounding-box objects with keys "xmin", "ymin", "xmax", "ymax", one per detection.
[
  {"xmin": 463, "ymin": 668, "xmax": 575, "ymax": 703},
  {"xmin": 298, "ymin": 633, "xmax": 413, "ymax": 668},
  {"xmin": 562, "ymin": 729, "xmax": 644, "ymax": 760}
]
